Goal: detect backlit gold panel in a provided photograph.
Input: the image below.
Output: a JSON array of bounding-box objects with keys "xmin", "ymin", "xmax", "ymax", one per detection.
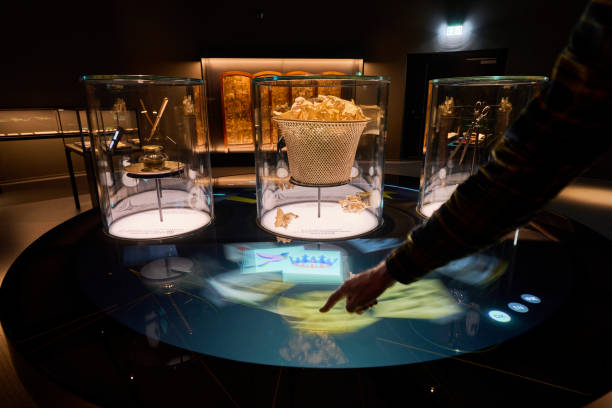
[
  {"xmin": 193, "ymin": 85, "xmax": 207, "ymax": 148},
  {"xmin": 285, "ymin": 71, "xmax": 316, "ymax": 102},
  {"xmin": 220, "ymin": 70, "xmax": 349, "ymax": 148},
  {"xmin": 318, "ymin": 72, "xmax": 345, "ymax": 98},
  {"xmin": 253, "ymin": 71, "xmax": 286, "ymax": 145},
  {"xmin": 221, "ymin": 72, "xmax": 253, "ymax": 146}
]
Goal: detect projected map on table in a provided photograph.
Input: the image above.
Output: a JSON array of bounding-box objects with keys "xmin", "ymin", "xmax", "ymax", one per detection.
[
  {"xmin": 241, "ymin": 246, "xmax": 343, "ymax": 284},
  {"xmin": 78, "ymin": 237, "xmax": 552, "ymax": 369}
]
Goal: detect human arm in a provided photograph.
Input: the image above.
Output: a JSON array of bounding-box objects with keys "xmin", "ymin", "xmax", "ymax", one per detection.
[
  {"xmin": 319, "ymin": 260, "xmax": 394, "ymax": 313},
  {"xmin": 322, "ymin": 0, "xmax": 612, "ymax": 312},
  {"xmin": 386, "ymin": 0, "xmax": 612, "ymax": 285}
]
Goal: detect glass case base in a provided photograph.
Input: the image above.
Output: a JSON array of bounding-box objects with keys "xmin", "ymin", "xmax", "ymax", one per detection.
[
  {"xmin": 259, "ymin": 202, "xmax": 380, "ymax": 240},
  {"xmin": 109, "ymin": 208, "xmax": 211, "ymax": 239},
  {"xmin": 418, "ymin": 202, "xmax": 444, "ymax": 218},
  {"xmin": 418, "ymin": 182, "xmax": 462, "ymax": 218}
]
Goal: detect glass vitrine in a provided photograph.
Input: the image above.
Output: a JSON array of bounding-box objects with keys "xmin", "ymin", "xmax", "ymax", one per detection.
[
  {"xmin": 82, "ymin": 75, "xmax": 214, "ymax": 239},
  {"xmin": 253, "ymin": 75, "xmax": 389, "ymax": 240},
  {"xmin": 417, "ymin": 76, "xmax": 548, "ymax": 218}
]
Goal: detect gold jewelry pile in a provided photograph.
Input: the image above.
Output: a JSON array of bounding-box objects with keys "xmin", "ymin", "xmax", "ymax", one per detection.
[
  {"xmin": 339, "ymin": 192, "xmax": 371, "ymax": 213},
  {"xmin": 276, "ymin": 95, "xmax": 367, "ymax": 121}
]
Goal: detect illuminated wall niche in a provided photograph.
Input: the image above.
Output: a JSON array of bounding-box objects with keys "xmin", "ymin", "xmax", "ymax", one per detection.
[{"xmin": 202, "ymin": 58, "xmax": 363, "ymax": 152}]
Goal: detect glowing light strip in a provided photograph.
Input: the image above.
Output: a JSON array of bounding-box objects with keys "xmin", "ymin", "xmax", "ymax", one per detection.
[{"xmin": 384, "ymin": 184, "xmax": 420, "ymax": 192}]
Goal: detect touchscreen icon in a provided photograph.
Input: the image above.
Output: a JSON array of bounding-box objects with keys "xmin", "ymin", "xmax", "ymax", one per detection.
[
  {"xmin": 520, "ymin": 294, "xmax": 541, "ymax": 304},
  {"xmin": 488, "ymin": 310, "xmax": 511, "ymax": 323},
  {"xmin": 508, "ymin": 302, "xmax": 529, "ymax": 313}
]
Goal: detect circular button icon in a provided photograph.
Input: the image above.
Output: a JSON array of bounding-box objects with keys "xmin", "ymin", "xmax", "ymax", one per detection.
[
  {"xmin": 521, "ymin": 294, "xmax": 541, "ymax": 304},
  {"xmin": 488, "ymin": 310, "xmax": 511, "ymax": 323},
  {"xmin": 508, "ymin": 302, "xmax": 529, "ymax": 313}
]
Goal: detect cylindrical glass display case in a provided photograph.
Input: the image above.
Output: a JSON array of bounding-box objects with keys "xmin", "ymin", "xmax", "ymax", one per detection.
[
  {"xmin": 253, "ymin": 75, "xmax": 389, "ymax": 240},
  {"xmin": 417, "ymin": 76, "xmax": 548, "ymax": 218},
  {"xmin": 82, "ymin": 75, "xmax": 213, "ymax": 239}
]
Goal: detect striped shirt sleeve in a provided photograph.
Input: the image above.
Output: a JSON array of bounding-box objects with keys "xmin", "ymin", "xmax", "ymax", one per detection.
[{"xmin": 386, "ymin": 0, "xmax": 612, "ymax": 284}]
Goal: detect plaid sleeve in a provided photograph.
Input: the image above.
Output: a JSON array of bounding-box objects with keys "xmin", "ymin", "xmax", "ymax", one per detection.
[{"xmin": 386, "ymin": 0, "xmax": 612, "ymax": 284}]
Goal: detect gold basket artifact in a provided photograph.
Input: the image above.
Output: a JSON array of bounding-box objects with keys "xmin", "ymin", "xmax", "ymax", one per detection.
[{"xmin": 274, "ymin": 118, "xmax": 369, "ymax": 186}]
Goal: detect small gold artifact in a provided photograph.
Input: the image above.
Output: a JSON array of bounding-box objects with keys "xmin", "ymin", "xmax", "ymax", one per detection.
[
  {"xmin": 339, "ymin": 192, "xmax": 371, "ymax": 213},
  {"xmin": 274, "ymin": 207, "xmax": 299, "ymax": 228},
  {"xmin": 141, "ymin": 145, "xmax": 167, "ymax": 170}
]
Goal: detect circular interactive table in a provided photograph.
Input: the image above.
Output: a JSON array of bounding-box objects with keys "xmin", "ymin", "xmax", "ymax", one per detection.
[{"xmin": 1, "ymin": 186, "xmax": 611, "ymax": 407}]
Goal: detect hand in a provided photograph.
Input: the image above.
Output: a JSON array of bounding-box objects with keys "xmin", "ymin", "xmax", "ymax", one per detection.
[{"xmin": 319, "ymin": 260, "xmax": 396, "ymax": 314}]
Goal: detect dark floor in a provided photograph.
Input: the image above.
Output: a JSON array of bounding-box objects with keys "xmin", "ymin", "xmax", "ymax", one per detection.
[{"xmin": 0, "ymin": 176, "xmax": 90, "ymax": 206}]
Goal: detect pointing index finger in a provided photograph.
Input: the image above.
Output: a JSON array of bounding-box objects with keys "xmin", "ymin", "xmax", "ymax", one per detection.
[{"xmin": 319, "ymin": 286, "xmax": 346, "ymax": 313}]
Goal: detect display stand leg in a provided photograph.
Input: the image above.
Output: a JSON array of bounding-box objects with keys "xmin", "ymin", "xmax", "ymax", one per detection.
[
  {"xmin": 317, "ymin": 187, "xmax": 321, "ymax": 218},
  {"xmin": 168, "ymin": 293, "xmax": 193, "ymax": 334},
  {"xmin": 156, "ymin": 179, "xmax": 164, "ymax": 222},
  {"xmin": 64, "ymin": 147, "xmax": 80, "ymax": 210},
  {"xmin": 84, "ymin": 149, "xmax": 99, "ymax": 208},
  {"xmin": 471, "ymin": 126, "xmax": 479, "ymax": 174}
]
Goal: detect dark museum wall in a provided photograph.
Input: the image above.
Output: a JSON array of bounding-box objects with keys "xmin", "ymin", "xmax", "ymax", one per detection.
[
  {"xmin": 3, "ymin": 0, "xmax": 608, "ymax": 180},
  {"xmin": 0, "ymin": 0, "xmax": 587, "ymax": 107}
]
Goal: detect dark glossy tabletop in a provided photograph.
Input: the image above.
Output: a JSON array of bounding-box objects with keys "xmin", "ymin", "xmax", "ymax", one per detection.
[{"xmin": 1, "ymin": 186, "xmax": 611, "ymax": 407}]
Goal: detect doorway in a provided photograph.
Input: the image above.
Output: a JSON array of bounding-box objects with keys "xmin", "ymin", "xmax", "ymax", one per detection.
[{"xmin": 401, "ymin": 49, "xmax": 508, "ymax": 159}]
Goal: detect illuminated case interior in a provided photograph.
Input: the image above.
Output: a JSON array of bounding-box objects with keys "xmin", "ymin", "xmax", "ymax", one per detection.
[
  {"xmin": 82, "ymin": 75, "xmax": 214, "ymax": 240},
  {"xmin": 417, "ymin": 76, "xmax": 548, "ymax": 218},
  {"xmin": 252, "ymin": 74, "xmax": 389, "ymax": 240}
]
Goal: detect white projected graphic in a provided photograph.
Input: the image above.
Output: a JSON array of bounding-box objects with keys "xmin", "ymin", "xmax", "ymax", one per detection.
[
  {"xmin": 241, "ymin": 246, "xmax": 343, "ymax": 284},
  {"xmin": 241, "ymin": 246, "xmax": 305, "ymax": 274},
  {"xmin": 508, "ymin": 302, "xmax": 529, "ymax": 313},
  {"xmin": 488, "ymin": 310, "xmax": 511, "ymax": 323},
  {"xmin": 521, "ymin": 294, "xmax": 541, "ymax": 304}
]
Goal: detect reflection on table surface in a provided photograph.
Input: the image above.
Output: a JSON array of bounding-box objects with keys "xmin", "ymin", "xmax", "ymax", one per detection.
[
  {"xmin": 77, "ymin": 224, "xmax": 562, "ymax": 369},
  {"xmin": 2, "ymin": 186, "xmax": 610, "ymax": 407}
]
